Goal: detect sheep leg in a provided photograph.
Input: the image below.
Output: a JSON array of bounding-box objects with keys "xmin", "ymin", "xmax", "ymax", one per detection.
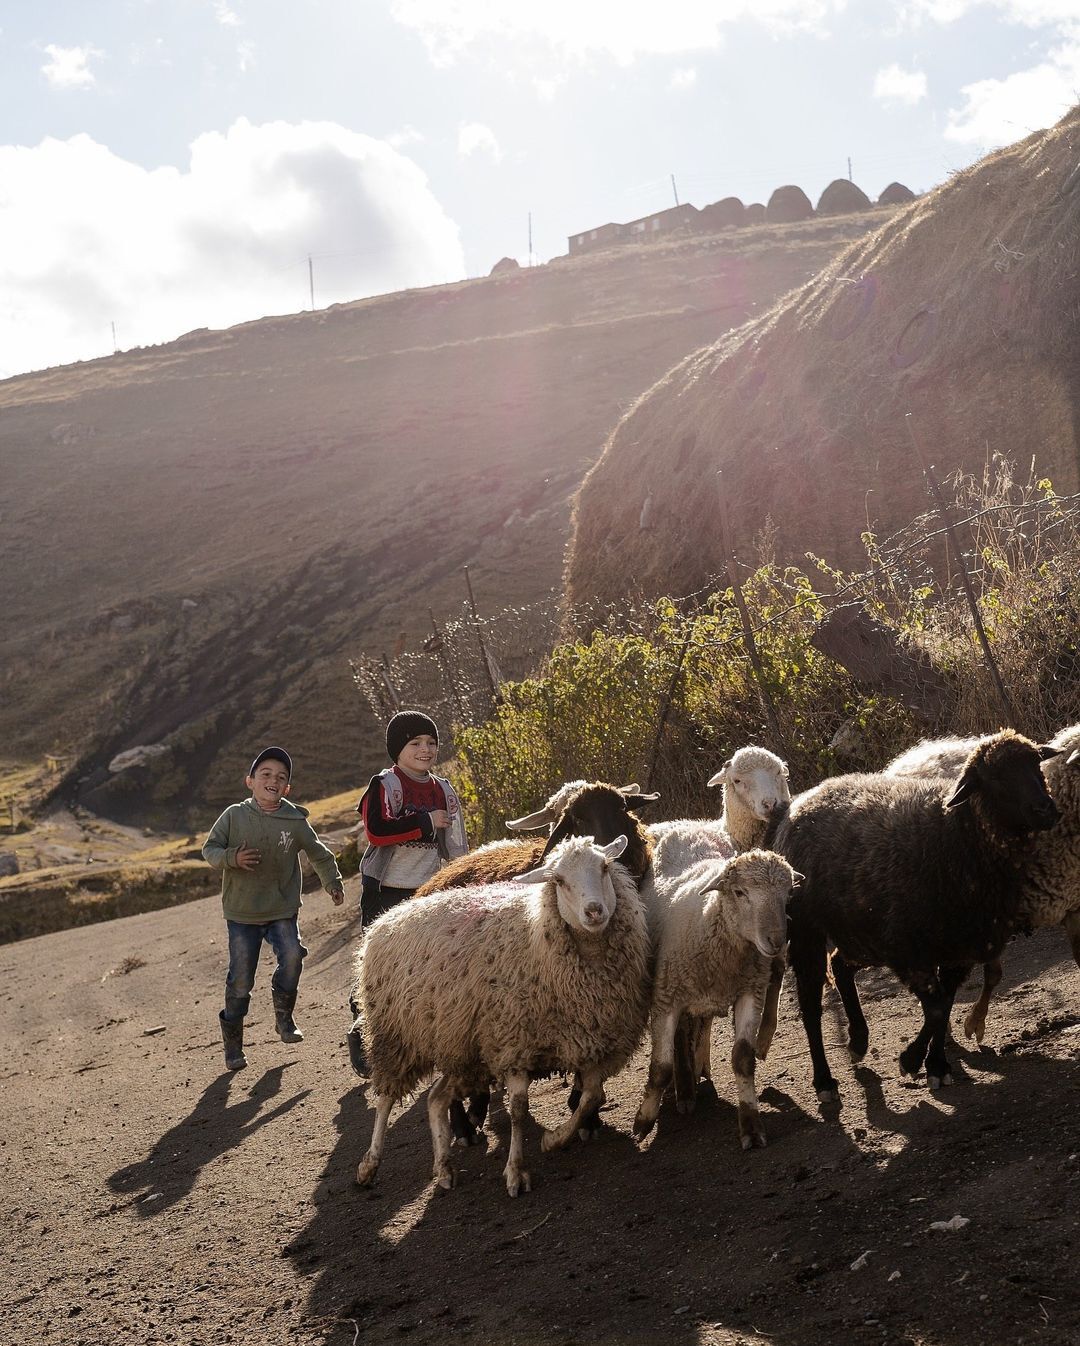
[
  {"xmin": 633, "ymin": 1009, "xmax": 679, "ymax": 1138},
  {"xmin": 357, "ymin": 1094, "xmax": 394, "ymax": 1187},
  {"xmin": 427, "ymin": 1075, "xmax": 457, "ymax": 1190},
  {"xmin": 673, "ymin": 1014, "xmax": 699, "ymax": 1114},
  {"xmin": 831, "ymin": 953, "xmax": 869, "ymax": 1061},
  {"xmin": 790, "ymin": 933, "xmax": 839, "ymax": 1102},
  {"xmin": 732, "ymin": 988, "xmax": 766, "ymax": 1150},
  {"xmin": 543, "ymin": 1070, "xmax": 605, "ymax": 1151},
  {"xmin": 962, "ymin": 959, "xmax": 1003, "ymax": 1044},
  {"xmin": 503, "ymin": 1070, "xmax": 532, "ymax": 1197},
  {"xmin": 696, "ymin": 1015, "xmax": 714, "ymax": 1080},
  {"xmin": 1062, "ymin": 909, "xmax": 1080, "ymax": 970},
  {"xmin": 756, "ymin": 957, "xmax": 785, "ymax": 1061},
  {"xmin": 900, "ymin": 967, "xmax": 965, "ymax": 1088},
  {"xmin": 467, "ymin": 1089, "xmax": 492, "ymax": 1130}
]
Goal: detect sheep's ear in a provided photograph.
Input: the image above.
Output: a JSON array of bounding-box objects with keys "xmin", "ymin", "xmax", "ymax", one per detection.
[
  {"xmin": 945, "ymin": 770, "xmax": 978, "ymax": 809},
  {"xmin": 1038, "ymin": 743, "xmax": 1064, "ymax": 761},
  {"xmin": 617, "ymin": 782, "xmax": 642, "ymax": 794},
  {"xmin": 539, "ymin": 813, "xmax": 575, "ymax": 860},
  {"xmin": 602, "ymin": 835, "xmax": 628, "ymax": 861},
  {"xmin": 622, "ymin": 791, "xmax": 660, "ymax": 808},
  {"xmin": 791, "ymin": 871, "xmax": 805, "ymax": 888},
  {"xmin": 1067, "ymin": 748, "xmax": 1080, "ymax": 767},
  {"xmin": 513, "ymin": 862, "xmax": 556, "ymax": 886},
  {"xmin": 706, "ymin": 760, "xmax": 733, "ymax": 789},
  {"xmin": 505, "ymin": 806, "xmax": 556, "ymax": 831}
]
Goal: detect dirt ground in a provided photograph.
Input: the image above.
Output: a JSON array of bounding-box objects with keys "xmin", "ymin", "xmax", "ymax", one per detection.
[{"xmin": 4, "ymin": 877, "xmax": 1079, "ymax": 1346}]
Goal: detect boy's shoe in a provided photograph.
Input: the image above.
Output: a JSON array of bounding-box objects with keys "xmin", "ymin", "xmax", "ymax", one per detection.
[
  {"xmin": 219, "ymin": 1012, "xmax": 248, "ymax": 1070},
  {"xmin": 272, "ymin": 988, "xmax": 304, "ymax": 1044}
]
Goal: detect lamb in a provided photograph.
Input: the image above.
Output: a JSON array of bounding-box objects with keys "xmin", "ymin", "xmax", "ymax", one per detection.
[
  {"xmin": 354, "ymin": 835, "xmax": 651, "ymax": 1197},
  {"xmin": 885, "ymin": 723, "xmax": 1080, "ymax": 1041},
  {"xmin": 632, "ymin": 850, "xmax": 798, "ymax": 1149},
  {"xmin": 645, "ymin": 745, "xmax": 792, "ymax": 1102},
  {"xmin": 773, "ymin": 730, "xmax": 1062, "ymax": 1100}
]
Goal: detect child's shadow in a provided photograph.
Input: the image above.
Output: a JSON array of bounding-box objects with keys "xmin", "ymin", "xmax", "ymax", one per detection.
[{"xmin": 107, "ymin": 1065, "xmax": 310, "ymax": 1216}]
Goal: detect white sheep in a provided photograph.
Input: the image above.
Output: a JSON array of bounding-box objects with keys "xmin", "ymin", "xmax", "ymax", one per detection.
[
  {"xmin": 647, "ymin": 745, "xmax": 791, "ymax": 872},
  {"xmin": 645, "ymin": 745, "xmax": 792, "ymax": 1095},
  {"xmin": 354, "ymin": 835, "xmax": 651, "ymax": 1198},
  {"xmin": 885, "ymin": 723, "xmax": 1080, "ymax": 1041},
  {"xmin": 632, "ymin": 850, "xmax": 797, "ymax": 1149}
]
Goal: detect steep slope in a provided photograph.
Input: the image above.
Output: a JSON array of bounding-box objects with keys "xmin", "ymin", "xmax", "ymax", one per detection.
[
  {"xmin": 566, "ymin": 109, "xmax": 1080, "ymax": 610},
  {"xmin": 1, "ymin": 213, "xmax": 888, "ymax": 824}
]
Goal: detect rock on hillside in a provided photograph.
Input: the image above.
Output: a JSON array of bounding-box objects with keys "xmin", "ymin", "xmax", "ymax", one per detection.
[{"xmin": 566, "ymin": 107, "xmax": 1080, "ymax": 609}]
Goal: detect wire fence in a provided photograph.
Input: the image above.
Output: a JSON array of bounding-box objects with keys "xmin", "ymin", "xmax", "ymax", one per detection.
[{"xmin": 352, "ymin": 463, "xmax": 1080, "ymax": 837}]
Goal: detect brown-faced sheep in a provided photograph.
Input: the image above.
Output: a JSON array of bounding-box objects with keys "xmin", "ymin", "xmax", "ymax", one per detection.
[
  {"xmin": 885, "ymin": 723, "xmax": 1080, "ymax": 1041},
  {"xmin": 632, "ymin": 850, "xmax": 798, "ymax": 1150},
  {"xmin": 773, "ymin": 731, "xmax": 1061, "ymax": 1100},
  {"xmin": 354, "ymin": 835, "xmax": 651, "ymax": 1197}
]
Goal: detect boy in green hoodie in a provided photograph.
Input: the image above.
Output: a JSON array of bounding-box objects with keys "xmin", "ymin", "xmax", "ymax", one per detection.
[{"xmin": 203, "ymin": 746, "xmax": 345, "ymax": 1071}]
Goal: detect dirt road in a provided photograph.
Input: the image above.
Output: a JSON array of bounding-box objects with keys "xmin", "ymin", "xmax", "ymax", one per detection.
[{"xmin": 3, "ymin": 880, "xmax": 1079, "ymax": 1345}]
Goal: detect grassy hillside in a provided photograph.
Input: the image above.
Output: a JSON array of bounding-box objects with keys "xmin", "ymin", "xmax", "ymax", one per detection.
[{"xmin": 0, "ymin": 211, "xmax": 894, "ymax": 827}]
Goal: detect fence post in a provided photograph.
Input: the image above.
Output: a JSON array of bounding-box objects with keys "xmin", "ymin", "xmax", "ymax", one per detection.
[
  {"xmin": 905, "ymin": 413, "xmax": 1019, "ymax": 726},
  {"xmin": 717, "ymin": 472, "xmax": 788, "ymax": 756},
  {"xmin": 463, "ymin": 566, "xmax": 501, "ymax": 711},
  {"xmin": 646, "ymin": 625, "xmax": 693, "ymax": 793},
  {"xmin": 379, "ymin": 654, "xmax": 402, "ymax": 713},
  {"xmin": 428, "ymin": 608, "xmax": 467, "ymax": 725}
]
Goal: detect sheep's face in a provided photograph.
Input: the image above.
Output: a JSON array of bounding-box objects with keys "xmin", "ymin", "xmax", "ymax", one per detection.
[
  {"xmin": 514, "ymin": 835, "xmax": 628, "ymax": 934},
  {"xmin": 707, "ymin": 852, "xmax": 797, "ymax": 960},
  {"xmin": 947, "ymin": 732, "xmax": 1061, "ymax": 834},
  {"xmin": 708, "ymin": 750, "xmax": 791, "ymax": 823}
]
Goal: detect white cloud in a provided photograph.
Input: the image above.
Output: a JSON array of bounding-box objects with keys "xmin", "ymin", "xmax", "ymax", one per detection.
[
  {"xmin": 387, "ymin": 124, "xmax": 425, "ymax": 147},
  {"xmin": 0, "ymin": 119, "xmax": 465, "ymax": 378},
  {"xmin": 41, "ymin": 43, "xmax": 103, "ymax": 89},
  {"xmin": 945, "ymin": 37, "xmax": 1080, "ymax": 144},
  {"xmin": 533, "ymin": 74, "xmax": 567, "ymax": 101},
  {"xmin": 457, "ymin": 121, "xmax": 502, "ymax": 161},
  {"xmin": 213, "ymin": 1, "xmax": 241, "ymax": 27},
  {"xmin": 908, "ymin": 0, "xmax": 1080, "ymax": 22},
  {"xmin": 390, "ymin": 0, "xmax": 843, "ymax": 64},
  {"xmin": 874, "ymin": 62, "xmax": 928, "ymax": 105},
  {"xmin": 237, "ymin": 38, "xmax": 255, "ymax": 72},
  {"xmin": 671, "ymin": 66, "xmax": 698, "ymax": 89}
]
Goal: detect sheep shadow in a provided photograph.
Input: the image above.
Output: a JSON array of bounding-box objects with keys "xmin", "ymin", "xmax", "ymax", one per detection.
[{"xmin": 106, "ymin": 1065, "xmax": 310, "ymax": 1216}]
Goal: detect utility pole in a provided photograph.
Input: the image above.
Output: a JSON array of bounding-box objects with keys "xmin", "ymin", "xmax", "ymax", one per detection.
[
  {"xmin": 528, "ymin": 212, "xmax": 533, "ymax": 266},
  {"xmin": 671, "ymin": 173, "xmax": 680, "ymax": 206},
  {"xmin": 110, "ymin": 322, "xmax": 118, "ymax": 353},
  {"xmin": 847, "ymin": 156, "xmax": 853, "ymax": 182},
  {"xmin": 308, "ymin": 255, "xmax": 315, "ymax": 311}
]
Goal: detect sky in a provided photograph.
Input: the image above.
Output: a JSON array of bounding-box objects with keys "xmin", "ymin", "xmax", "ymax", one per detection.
[{"xmin": 1, "ymin": 0, "xmax": 1079, "ymax": 378}]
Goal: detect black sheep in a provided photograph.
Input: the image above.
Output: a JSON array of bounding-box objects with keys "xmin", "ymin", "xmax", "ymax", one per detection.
[{"xmin": 773, "ymin": 731, "xmax": 1061, "ymax": 1099}]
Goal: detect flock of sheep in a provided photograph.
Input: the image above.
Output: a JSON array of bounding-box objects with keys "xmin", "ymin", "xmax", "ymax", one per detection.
[{"xmin": 348, "ymin": 723, "xmax": 1080, "ymax": 1198}]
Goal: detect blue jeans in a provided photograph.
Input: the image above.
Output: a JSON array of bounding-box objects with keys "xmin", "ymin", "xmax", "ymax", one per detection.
[{"xmin": 223, "ymin": 918, "xmax": 308, "ymax": 1022}]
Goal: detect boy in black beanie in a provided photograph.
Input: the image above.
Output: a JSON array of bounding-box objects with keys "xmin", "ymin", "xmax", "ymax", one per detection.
[{"xmin": 357, "ymin": 710, "xmax": 468, "ymax": 924}]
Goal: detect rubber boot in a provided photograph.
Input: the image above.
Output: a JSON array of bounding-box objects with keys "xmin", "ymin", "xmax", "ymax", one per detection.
[
  {"xmin": 219, "ymin": 1012, "xmax": 247, "ymax": 1071},
  {"xmin": 272, "ymin": 987, "xmax": 304, "ymax": 1044}
]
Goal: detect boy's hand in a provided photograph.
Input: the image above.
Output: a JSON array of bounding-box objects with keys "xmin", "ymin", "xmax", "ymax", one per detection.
[
  {"xmin": 329, "ymin": 885, "xmax": 345, "ymax": 906},
  {"xmin": 235, "ymin": 845, "xmax": 261, "ymax": 871},
  {"xmin": 428, "ymin": 809, "xmax": 450, "ymax": 830}
]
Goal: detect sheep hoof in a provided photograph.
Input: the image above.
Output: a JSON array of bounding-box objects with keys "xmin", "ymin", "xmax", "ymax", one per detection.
[
  {"xmin": 963, "ymin": 1016, "xmax": 985, "ymax": 1044},
  {"xmin": 505, "ymin": 1168, "xmax": 531, "ymax": 1197},
  {"xmin": 356, "ymin": 1157, "xmax": 379, "ymax": 1187},
  {"xmin": 632, "ymin": 1112, "xmax": 656, "ymax": 1140},
  {"xmin": 434, "ymin": 1163, "xmax": 456, "ymax": 1190},
  {"xmin": 927, "ymin": 1072, "xmax": 953, "ymax": 1091},
  {"xmin": 815, "ymin": 1086, "xmax": 840, "ymax": 1104},
  {"xmin": 675, "ymin": 1096, "xmax": 697, "ymax": 1116}
]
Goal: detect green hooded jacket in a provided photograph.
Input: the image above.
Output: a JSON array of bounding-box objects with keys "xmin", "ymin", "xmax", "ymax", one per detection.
[{"xmin": 202, "ymin": 797, "xmax": 343, "ymax": 923}]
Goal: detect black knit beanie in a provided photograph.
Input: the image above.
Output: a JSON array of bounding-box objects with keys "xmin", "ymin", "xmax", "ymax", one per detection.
[
  {"xmin": 249, "ymin": 746, "xmax": 293, "ymax": 780},
  {"xmin": 386, "ymin": 711, "xmax": 439, "ymax": 762}
]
